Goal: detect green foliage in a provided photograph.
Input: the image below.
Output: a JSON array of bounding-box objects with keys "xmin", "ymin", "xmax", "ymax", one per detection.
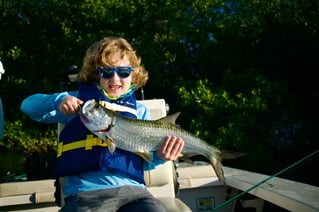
[
  {"xmin": 0, "ymin": 0, "xmax": 318, "ymax": 173},
  {"xmin": 177, "ymin": 69, "xmax": 303, "ymax": 167},
  {"xmin": 0, "ymin": 120, "xmax": 57, "ymax": 156}
]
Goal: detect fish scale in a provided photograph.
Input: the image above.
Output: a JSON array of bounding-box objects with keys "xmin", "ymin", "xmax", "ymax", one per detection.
[
  {"xmin": 80, "ymin": 99, "xmax": 225, "ymax": 185},
  {"xmin": 113, "ymin": 117, "xmax": 220, "ymax": 159}
]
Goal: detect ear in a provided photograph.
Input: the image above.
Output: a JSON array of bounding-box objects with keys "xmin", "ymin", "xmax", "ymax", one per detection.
[
  {"xmin": 131, "ymin": 75, "xmax": 136, "ymax": 83},
  {"xmin": 131, "ymin": 73, "xmax": 137, "ymax": 85}
]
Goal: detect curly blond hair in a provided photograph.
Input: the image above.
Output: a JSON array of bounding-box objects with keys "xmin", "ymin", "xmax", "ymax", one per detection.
[{"xmin": 78, "ymin": 36, "xmax": 148, "ymax": 90}]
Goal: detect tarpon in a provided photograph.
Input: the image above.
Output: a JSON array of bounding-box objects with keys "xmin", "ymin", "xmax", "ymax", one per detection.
[{"xmin": 79, "ymin": 99, "xmax": 225, "ymax": 185}]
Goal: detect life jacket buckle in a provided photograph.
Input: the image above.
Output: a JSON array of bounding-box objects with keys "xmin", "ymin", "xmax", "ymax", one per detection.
[{"xmin": 85, "ymin": 134, "xmax": 106, "ymax": 150}]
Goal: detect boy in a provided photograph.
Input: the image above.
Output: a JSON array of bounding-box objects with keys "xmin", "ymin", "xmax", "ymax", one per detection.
[{"xmin": 21, "ymin": 36, "xmax": 184, "ymax": 212}]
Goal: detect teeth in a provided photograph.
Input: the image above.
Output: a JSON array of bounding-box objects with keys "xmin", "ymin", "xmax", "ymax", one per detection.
[{"xmin": 110, "ymin": 85, "xmax": 120, "ymax": 88}]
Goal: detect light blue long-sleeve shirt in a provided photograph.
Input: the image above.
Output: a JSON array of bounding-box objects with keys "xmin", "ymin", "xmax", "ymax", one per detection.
[
  {"xmin": 20, "ymin": 91, "xmax": 150, "ymax": 124},
  {"xmin": 20, "ymin": 91, "xmax": 165, "ymax": 196}
]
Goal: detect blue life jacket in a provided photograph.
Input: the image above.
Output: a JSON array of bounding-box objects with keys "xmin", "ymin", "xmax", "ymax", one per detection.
[{"xmin": 55, "ymin": 83, "xmax": 145, "ymax": 184}]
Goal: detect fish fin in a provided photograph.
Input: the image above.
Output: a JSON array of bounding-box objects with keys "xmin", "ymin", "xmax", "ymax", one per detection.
[
  {"xmin": 158, "ymin": 112, "xmax": 181, "ymax": 125},
  {"xmin": 178, "ymin": 153, "xmax": 200, "ymax": 164},
  {"xmin": 106, "ymin": 137, "xmax": 116, "ymax": 154},
  {"xmin": 221, "ymin": 150, "xmax": 246, "ymax": 159},
  {"xmin": 134, "ymin": 151, "xmax": 152, "ymax": 162},
  {"xmin": 178, "ymin": 157, "xmax": 193, "ymax": 164}
]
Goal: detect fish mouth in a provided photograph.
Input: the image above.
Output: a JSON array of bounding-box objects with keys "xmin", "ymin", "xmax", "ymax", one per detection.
[
  {"xmin": 81, "ymin": 99, "xmax": 97, "ymax": 112},
  {"xmin": 79, "ymin": 99, "xmax": 113, "ymax": 133},
  {"xmin": 79, "ymin": 114, "xmax": 89, "ymax": 124},
  {"xmin": 80, "ymin": 113, "xmax": 111, "ymax": 133},
  {"xmin": 79, "ymin": 99, "xmax": 97, "ymax": 124}
]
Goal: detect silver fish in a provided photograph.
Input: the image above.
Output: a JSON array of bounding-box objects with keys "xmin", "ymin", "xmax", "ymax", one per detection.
[{"xmin": 80, "ymin": 99, "xmax": 225, "ymax": 185}]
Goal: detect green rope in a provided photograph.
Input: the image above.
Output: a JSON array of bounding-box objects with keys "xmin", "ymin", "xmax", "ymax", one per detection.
[{"xmin": 212, "ymin": 148, "xmax": 319, "ymax": 211}]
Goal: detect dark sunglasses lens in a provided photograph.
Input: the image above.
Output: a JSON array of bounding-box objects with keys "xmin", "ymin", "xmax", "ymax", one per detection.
[
  {"xmin": 100, "ymin": 68, "xmax": 113, "ymax": 79},
  {"xmin": 117, "ymin": 67, "xmax": 132, "ymax": 78},
  {"xmin": 98, "ymin": 67, "xmax": 132, "ymax": 79}
]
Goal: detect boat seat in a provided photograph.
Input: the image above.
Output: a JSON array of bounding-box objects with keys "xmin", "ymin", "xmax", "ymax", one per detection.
[
  {"xmin": 59, "ymin": 99, "xmax": 191, "ymax": 211},
  {"xmin": 136, "ymin": 99, "xmax": 191, "ymax": 211},
  {"xmin": 58, "ymin": 160, "xmax": 190, "ymax": 212}
]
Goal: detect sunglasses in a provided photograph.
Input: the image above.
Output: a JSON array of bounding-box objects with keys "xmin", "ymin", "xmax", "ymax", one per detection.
[{"xmin": 97, "ymin": 66, "xmax": 133, "ymax": 79}]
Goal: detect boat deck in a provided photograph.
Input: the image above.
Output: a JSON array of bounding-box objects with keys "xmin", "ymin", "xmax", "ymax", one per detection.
[
  {"xmin": 176, "ymin": 164, "xmax": 319, "ymax": 212},
  {"xmin": 1, "ymin": 164, "xmax": 319, "ymax": 212}
]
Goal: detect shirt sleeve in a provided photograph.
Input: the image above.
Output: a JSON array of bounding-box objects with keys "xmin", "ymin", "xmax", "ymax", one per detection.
[
  {"xmin": 20, "ymin": 91, "xmax": 78, "ymax": 124},
  {"xmin": 136, "ymin": 101, "xmax": 151, "ymax": 120},
  {"xmin": 137, "ymin": 102, "xmax": 166, "ymax": 170}
]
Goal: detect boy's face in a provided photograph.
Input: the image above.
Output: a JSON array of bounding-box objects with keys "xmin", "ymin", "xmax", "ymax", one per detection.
[{"xmin": 99, "ymin": 53, "xmax": 132, "ymax": 98}]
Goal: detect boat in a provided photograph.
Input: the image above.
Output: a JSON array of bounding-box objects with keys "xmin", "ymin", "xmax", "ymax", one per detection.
[{"xmin": 0, "ymin": 99, "xmax": 318, "ymax": 212}]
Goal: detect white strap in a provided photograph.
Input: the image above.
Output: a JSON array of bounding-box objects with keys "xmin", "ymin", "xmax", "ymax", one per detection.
[{"xmin": 100, "ymin": 101, "xmax": 138, "ymax": 117}]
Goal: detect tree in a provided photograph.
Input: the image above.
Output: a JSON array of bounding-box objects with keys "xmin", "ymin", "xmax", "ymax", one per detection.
[{"xmin": 0, "ymin": 0, "xmax": 318, "ymax": 177}]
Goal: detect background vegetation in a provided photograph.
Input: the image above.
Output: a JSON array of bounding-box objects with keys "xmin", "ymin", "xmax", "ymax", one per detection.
[{"xmin": 0, "ymin": 0, "xmax": 318, "ymax": 183}]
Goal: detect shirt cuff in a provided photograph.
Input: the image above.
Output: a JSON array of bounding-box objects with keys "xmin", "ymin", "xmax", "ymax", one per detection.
[
  {"xmin": 54, "ymin": 92, "xmax": 70, "ymax": 110},
  {"xmin": 152, "ymin": 151, "xmax": 166, "ymax": 165}
]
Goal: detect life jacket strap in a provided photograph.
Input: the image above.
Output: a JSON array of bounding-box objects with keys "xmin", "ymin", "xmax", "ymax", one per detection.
[{"xmin": 57, "ymin": 134, "xmax": 107, "ymax": 157}]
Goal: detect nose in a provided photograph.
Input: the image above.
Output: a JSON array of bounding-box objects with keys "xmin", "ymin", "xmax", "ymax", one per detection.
[{"xmin": 110, "ymin": 70, "xmax": 120, "ymax": 80}]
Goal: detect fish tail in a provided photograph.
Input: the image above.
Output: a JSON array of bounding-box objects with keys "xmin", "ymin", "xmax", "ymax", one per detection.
[
  {"xmin": 209, "ymin": 152, "xmax": 225, "ymax": 185},
  {"xmin": 211, "ymin": 158, "xmax": 225, "ymax": 185}
]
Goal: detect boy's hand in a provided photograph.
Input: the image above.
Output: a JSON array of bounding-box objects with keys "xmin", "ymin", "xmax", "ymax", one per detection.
[
  {"xmin": 59, "ymin": 96, "xmax": 83, "ymax": 115},
  {"xmin": 156, "ymin": 136, "xmax": 184, "ymax": 161}
]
